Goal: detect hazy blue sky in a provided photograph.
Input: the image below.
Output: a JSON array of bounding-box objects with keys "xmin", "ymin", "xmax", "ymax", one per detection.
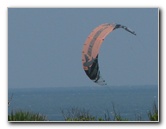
[{"xmin": 8, "ymin": 8, "xmax": 158, "ymax": 88}]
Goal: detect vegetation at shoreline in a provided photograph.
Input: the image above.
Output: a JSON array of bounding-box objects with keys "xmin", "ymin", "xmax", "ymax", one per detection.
[
  {"xmin": 148, "ymin": 102, "xmax": 158, "ymax": 121},
  {"xmin": 8, "ymin": 102, "xmax": 158, "ymax": 121},
  {"xmin": 61, "ymin": 106, "xmax": 128, "ymax": 121},
  {"xmin": 8, "ymin": 94, "xmax": 158, "ymax": 121},
  {"xmin": 8, "ymin": 110, "xmax": 47, "ymax": 121}
]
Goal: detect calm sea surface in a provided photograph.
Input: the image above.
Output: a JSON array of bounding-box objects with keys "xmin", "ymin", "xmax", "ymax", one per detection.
[{"xmin": 8, "ymin": 85, "xmax": 158, "ymax": 121}]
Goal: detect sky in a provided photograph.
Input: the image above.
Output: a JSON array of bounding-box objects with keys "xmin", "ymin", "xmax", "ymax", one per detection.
[{"xmin": 8, "ymin": 8, "xmax": 158, "ymax": 88}]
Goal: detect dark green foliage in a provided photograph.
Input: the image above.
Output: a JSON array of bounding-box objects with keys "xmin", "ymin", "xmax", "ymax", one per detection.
[
  {"xmin": 61, "ymin": 102, "xmax": 158, "ymax": 121},
  {"xmin": 61, "ymin": 107, "xmax": 96, "ymax": 121},
  {"xmin": 8, "ymin": 98, "xmax": 158, "ymax": 121},
  {"xmin": 8, "ymin": 110, "xmax": 47, "ymax": 121},
  {"xmin": 113, "ymin": 115, "xmax": 128, "ymax": 121},
  {"xmin": 101, "ymin": 109, "xmax": 128, "ymax": 121},
  {"xmin": 61, "ymin": 106, "xmax": 128, "ymax": 121},
  {"xmin": 148, "ymin": 102, "xmax": 158, "ymax": 121},
  {"xmin": 111, "ymin": 103, "xmax": 128, "ymax": 121}
]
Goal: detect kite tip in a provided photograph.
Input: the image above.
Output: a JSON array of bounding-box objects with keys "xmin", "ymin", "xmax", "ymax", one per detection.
[{"xmin": 133, "ymin": 32, "xmax": 136, "ymax": 36}]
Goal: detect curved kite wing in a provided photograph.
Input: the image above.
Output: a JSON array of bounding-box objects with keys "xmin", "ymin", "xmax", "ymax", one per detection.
[{"xmin": 82, "ymin": 23, "xmax": 136, "ymax": 85}]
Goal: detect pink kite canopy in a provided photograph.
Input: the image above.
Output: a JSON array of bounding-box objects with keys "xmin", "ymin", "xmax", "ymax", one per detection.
[{"xmin": 82, "ymin": 23, "xmax": 136, "ymax": 85}]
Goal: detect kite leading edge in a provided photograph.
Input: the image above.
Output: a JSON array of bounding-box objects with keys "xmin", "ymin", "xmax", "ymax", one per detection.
[{"xmin": 82, "ymin": 23, "xmax": 136, "ymax": 85}]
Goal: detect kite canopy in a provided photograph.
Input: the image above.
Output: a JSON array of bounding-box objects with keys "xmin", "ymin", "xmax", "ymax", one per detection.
[{"xmin": 81, "ymin": 23, "xmax": 136, "ymax": 85}]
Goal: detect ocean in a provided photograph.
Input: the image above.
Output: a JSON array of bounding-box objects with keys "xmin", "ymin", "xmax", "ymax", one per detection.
[{"xmin": 8, "ymin": 85, "xmax": 158, "ymax": 121}]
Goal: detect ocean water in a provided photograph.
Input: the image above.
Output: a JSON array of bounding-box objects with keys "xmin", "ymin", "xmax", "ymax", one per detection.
[{"xmin": 8, "ymin": 85, "xmax": 158, "ymax": 121}]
